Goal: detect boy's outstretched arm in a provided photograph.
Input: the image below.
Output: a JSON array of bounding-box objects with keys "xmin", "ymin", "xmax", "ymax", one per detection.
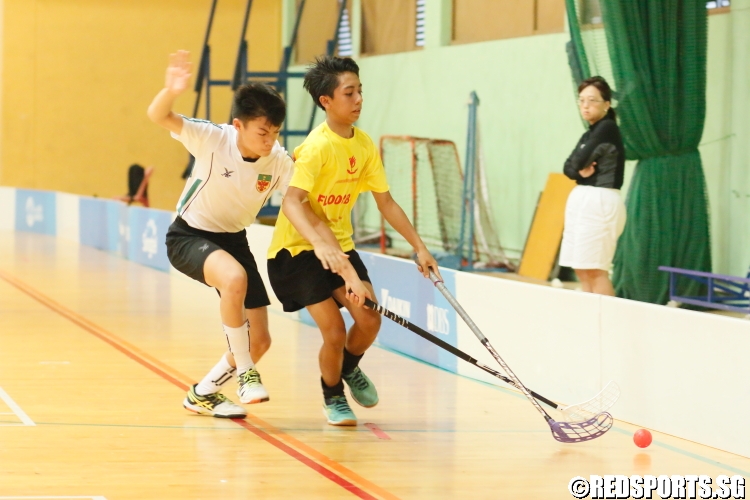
[
  {"xmin": 373, "ymin": 191, "xmax": 443, "ymax": 281},
  {"xmin": 282, "ymin": 187, "xmax": 372, "ymax": 306},
  {"xmin": 147, "ymin": 50, "xmax": 192, "ymax": 134}
]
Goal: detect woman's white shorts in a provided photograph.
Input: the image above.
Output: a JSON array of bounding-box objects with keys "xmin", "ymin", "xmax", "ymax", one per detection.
[{"xmin": 559, "ymin": 185, "xmax": 626, "ymax": 271}]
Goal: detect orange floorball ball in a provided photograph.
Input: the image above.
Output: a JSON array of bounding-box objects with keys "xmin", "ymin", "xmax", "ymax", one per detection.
[{"xmin": 633, "ymin": 429, "xmax": 652, "ymax": 448}]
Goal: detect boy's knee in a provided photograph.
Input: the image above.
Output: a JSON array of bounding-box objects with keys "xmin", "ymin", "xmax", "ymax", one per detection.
[
  {"xmin": 321, "ymin": 329, "xmax": 347, "ymax": 351},
  {"xmin": 357, "ymin": 311, "xmax": 381, "ymax": 334},
  {"xmin": 220, "ymin": 268, "xmax": 247, "ymax": 296}
]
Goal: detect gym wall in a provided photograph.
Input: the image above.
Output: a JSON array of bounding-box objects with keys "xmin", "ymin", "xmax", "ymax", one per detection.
[
  {"xmin": 0, "ymin": 0, "xmax": 281, "ymax": 211},
  {"xmin": 283, "ymin": 5, "xmax": 747, "ymax": 276},
  {"xmin": 1, "ymin": 1, "xmax": 746, "ymax": 276}
]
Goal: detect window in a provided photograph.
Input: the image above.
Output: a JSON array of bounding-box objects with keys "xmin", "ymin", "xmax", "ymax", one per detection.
[
  {"xmin": 706, "ymin": 0, "xmax": 730, "ymax": 8},
  {"xmin": 337, "ymin": 4, "xmax": 353, "ymax": 56},
  {"xmin": 579, "ymin": 0, "xmax": 601, "ymax": 25},
  {"xmin": 416, "ymin": 0, "xmax": 426, "ymax": 47}
]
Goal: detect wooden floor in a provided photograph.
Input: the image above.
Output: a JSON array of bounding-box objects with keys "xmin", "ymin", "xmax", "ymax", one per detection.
[{"xmin": 0, "ymin": 231, "xmax": 748, "ymax": 499}]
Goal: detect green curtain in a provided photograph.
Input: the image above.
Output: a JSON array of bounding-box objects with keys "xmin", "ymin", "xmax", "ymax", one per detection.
[{"xmin": 566, "ymin": 0, "xmax": 712, "ymax": 304}]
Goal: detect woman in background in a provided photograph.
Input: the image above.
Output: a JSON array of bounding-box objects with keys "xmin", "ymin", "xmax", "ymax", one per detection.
[{"xmin": 560, "ymin": 76, "xmax": 626, "ymax": 296}]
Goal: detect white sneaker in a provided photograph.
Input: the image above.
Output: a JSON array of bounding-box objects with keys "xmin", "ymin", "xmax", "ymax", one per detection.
[
  {"xmin": 237, "ymin": 368, "xmax": 270, "ymax": 404},
  {"xmin": 183, "ymin": 384, "xmax": 247, "ymax": 419}
]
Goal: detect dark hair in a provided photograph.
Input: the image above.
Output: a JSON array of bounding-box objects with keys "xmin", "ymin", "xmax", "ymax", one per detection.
[
  {"xmin": 578, "ymin": 76, "xmax": 617, "ymax": 120},
  {"xmin": 303, "ymin": 55, "xmax": 360, "ymax": 111},
  {"xmin": 231, "ymin": 83, "xmax": 286, "ymax": 127}
]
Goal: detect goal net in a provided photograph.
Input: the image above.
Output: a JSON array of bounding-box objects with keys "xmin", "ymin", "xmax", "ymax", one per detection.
[{"xmin": 377, "ymin": 135, "xmax": 510, "ymax": 267}]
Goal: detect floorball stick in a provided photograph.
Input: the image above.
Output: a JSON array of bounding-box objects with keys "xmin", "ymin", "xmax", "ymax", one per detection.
[
  {"xmin": 415, "ymin": 267, "xmax": 613, "ymax": 443},
  {"xmin": 364, "ymin": 297, "xmax": 619, "ymax": 421}
]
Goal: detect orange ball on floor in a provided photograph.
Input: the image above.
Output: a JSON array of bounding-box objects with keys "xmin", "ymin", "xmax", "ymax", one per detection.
[{"xmin": 633, "ymin": 429, "xmax": 652, "ymax": 448}]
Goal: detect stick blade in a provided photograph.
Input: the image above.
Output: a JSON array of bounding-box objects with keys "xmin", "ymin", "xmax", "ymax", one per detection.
[
  {"xmin": 549, "ymin": 412, "xmax": 613, "ymax": 443},
  {"xmin": 559, "ymin": 381, "xmax": 620, "ymax": 422}
]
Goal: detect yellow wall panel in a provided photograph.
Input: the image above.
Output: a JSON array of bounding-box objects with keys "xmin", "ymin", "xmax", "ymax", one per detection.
[
  {"xmin": 535, "ymin": 0, "xmax": 565, "ymax": 34},
  {"xmin": 1, "ymin": 0, "xmax": 281, "ymax": 210},
  {"xmin": 361, "ymin": 0, "xmax": 416, "ymax": 56},
  {"xmin": 518, "ymin": 173, "xmax": 576, "ymax": 281},
  {"xmin": 2, "ymin": 0, "xmax": 37, "ymax": 188},
  {"xmin": 295, "ymin": 0, "xmax": 348, "ymax": 65},
  {"xmin": 453, "ymin": 0, "xmax": 534, "ymax": 44}
]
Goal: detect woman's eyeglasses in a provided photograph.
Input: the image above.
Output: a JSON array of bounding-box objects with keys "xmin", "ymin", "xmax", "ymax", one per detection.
[{"xmin": 578, "ymin": 98, "xmax": 604, "ymax": 106}]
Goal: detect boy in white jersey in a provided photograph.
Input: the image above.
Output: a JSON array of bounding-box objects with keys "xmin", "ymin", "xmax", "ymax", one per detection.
[
  {"xmin": 148, "ymin": 50, "xmax": 294, "ymax": 418},
  {"xmin": 267, "ymin": 56, "xmax": 441, "ymax": 426}
]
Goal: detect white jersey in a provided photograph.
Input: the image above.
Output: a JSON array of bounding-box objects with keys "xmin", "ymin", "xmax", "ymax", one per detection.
[{"xmin": 172, "ymin": 116, "xmax": 293, "ymax": 233}]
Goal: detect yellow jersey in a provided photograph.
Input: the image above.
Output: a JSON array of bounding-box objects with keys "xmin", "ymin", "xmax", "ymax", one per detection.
[{"xmin": 268, "ymin": 122, "xmax": 389, "ymax": 258}]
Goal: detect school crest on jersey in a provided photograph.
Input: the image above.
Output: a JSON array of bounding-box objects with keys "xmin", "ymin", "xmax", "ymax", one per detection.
[
  {"xmin": 347, "ymin": 156, "xmax": 358, "ymax": 175},
  {"xmin": 256, "ymin": 174, "xmax": 272, "ymax": 193}
]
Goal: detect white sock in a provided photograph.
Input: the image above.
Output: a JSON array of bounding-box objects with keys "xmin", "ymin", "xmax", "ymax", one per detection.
[
  {"xmin": 196, "ymin": 353, "xmax": 236, "ymax": 396},
  {"xmin": 223, "ymin": 321, "xmax": 254, "ymax": 375}
]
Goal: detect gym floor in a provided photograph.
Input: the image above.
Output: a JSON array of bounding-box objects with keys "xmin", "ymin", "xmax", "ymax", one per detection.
[{"xmin": 1, "ymin": 231, "xmax": 748, "ymax": 499}]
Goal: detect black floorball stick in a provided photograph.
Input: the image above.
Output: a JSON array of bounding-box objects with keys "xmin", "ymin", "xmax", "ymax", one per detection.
[
  {"xmin": 363, "ymin": 297, "xmax": 619, "ymax": 422},
  {"xmin": 365, "ymin": 297, "xmax": 556, "ymax": 407}
]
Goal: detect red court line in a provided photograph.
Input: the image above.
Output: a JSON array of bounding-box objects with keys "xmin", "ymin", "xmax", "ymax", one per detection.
[
  {"xmin": 0, "ymin": 269, "xmax": 391, "ymax": 500},
  {"xmin": 364, "ymin": 423, "xmax": 392, "ymax": 440},
  {"xmin": 0, "ymin": 269, "xmax": 191, "ymax": 391},
  {"xmin": 232, "ymin": 419, "xmax": 376, "ymax": 499}
]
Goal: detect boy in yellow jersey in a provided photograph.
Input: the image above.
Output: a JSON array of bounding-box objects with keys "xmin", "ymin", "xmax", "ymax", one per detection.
[{"xmin": 267, "ymin": 55, "xmax": 441, "ymax": 426}]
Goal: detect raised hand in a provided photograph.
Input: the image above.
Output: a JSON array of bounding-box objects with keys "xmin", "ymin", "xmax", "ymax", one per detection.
[{"xmin": 165, "ymin": 50, "xmax": 192, "ymax": 95}]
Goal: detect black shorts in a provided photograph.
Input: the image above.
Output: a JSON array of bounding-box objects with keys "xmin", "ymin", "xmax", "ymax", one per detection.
[
  {"xmin": 165, "ymin": 216, "xmax": 270, "ymax": 309},
  {"xmin": 267, "ymin": 248, "xmax": 371, "ymax": 313}
]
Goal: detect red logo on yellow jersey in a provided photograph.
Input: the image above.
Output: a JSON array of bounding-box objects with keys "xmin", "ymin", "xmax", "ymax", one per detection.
[
  {"xmin": 317, "ymin": 193, "xmax": 352, "ymax": 206},
  {"xmin": 347, "ymin": 156, "xmax": 358, "ymax": 175}
]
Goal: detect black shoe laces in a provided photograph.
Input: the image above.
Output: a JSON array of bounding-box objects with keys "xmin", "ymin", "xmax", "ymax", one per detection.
[
  {"xmin": 345, "ymin": 368, "xmax": 369, "ymax": 391},
  {"xmin": 328, "ymin": 396, "xmax": 351, "ymax": 413}
]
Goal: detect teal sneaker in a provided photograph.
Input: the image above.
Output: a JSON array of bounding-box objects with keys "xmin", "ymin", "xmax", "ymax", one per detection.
[
  {"xmin": 323, "ymin": 395, "xmax": 357, "ymax": 426},
  {"xmin": 342, "ymin": 367, "xmax": 379, "ymax": 408}
]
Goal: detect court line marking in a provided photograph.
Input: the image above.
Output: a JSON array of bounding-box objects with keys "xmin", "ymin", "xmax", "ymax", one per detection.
[
  {"xmin": 364, "ymin": 423, "xmax": 391, "ymax": 440},
  {"xmin": 0, "ymin": 269, "xmax": 398, "ymax": 500},
  {"xmin": 28, "ymin": 420, "xmax": 545, "ymax": 433},
  {"xmin": 0, "ymin": 272, "xmax": 191, "ymax": 389},
  {"xmin": 0, "ymin": 386, "xmax": 35, "ymax": 426}
]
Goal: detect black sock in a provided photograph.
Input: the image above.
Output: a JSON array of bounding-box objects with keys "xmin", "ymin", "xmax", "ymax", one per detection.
[
  {"xmin": 341, "ymin": 348, "xmax": 364, "ymax": 376},
  {"xmin": 321, "ymin": 377, "xmax": 345, "ymax": 399}
]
